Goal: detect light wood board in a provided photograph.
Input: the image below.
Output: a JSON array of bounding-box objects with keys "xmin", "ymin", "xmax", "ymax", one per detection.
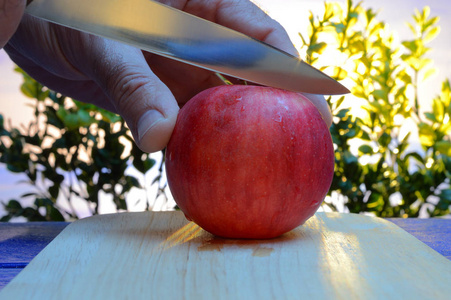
[{"xmin": 1, "ymin": 211, "xmax": 450, "ymax": 299}]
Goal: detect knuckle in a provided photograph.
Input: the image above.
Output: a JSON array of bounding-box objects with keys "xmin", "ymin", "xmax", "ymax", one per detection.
[{"xmin": 109, "ymin": 69, "xmax": 154, "ymax": 112}]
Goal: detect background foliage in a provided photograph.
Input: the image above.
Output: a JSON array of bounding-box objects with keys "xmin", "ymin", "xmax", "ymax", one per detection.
[
  {"xmin": 0, "ymin": 74, "xmax": 161, "ymax": 221},
  {"xmin": 299, "ymin": 0, "xmax": 450, "ymax": 217},
  {"xmin": 1, "ymin": 0, "xmax": 450, "ymax": 221}
]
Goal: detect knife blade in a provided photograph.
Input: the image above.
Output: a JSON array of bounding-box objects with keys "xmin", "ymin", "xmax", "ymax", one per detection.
[{"xmin": 25, "ymin": 0, "xmax": 349, "ymax": 95}]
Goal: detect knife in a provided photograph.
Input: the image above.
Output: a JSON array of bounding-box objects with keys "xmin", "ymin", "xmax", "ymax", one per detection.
[{"xmin": 25, "ymin": 0, "xmax": 349, "ymax": 95}]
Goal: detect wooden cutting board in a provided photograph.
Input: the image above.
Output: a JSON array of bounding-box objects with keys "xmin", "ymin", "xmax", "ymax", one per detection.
[{"xmin": 1, "ymin": 211, "xmax": 450, "ymax": 299}]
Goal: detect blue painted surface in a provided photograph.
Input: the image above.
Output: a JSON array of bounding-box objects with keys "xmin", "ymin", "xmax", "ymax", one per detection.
[
  {"xmin": 387, "ymin": 218, "xmax": 451, "ymax": 260},
  {"xmin": 0, "ymin": 222, "xmax": 69, "ymax": 290},
  {"xmin": 0, "ymin": 222, "xmax": 68, "ymax": 266},
  {"xmin": 0, "ymin": 218, "xmax": 449, "ymax": 291},
  {"xmin": 0, "ymin": 269, "xmax": 22, "ymax": 291}
]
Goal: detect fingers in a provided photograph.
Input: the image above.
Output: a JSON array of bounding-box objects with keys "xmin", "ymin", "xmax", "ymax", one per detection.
[
  {"xmin": 80, "ymin": 39, "xmax": 179, "ymax": 153},
  {"xmin": 301, "ymin": 93, "xmax": 332, "ymax": 127},
  {"xmin": 7, "ymin": 15, "xmax": 179, "ymax": 153},
  {"xmin": 142, "ymin": 52, "xmax": 225, "ymax": 106},
  {"xmin": 5, "ymin": 42, "xmax": 114, "ymax": 110},
  {"xmin": 0, "ymin": 0, "xmax": 26, "ymax": 48},
  {"xmin": 185, "ymin": 0, "xmax": 298, "ymax": 57},
  {"xmin": 206, "ymin": 1, "xmax": 332, "ymax": 126}
]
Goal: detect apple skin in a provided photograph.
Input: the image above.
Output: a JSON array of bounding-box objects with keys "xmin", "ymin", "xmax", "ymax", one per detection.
[{"xmin": 165, "ymin": 85, "xmax": 334, "ymax": 239}]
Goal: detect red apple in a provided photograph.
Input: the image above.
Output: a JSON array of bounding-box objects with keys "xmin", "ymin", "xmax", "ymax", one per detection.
[{"xmin": 165, "ymin": 85, "xmax": 334, "ymax": 239}]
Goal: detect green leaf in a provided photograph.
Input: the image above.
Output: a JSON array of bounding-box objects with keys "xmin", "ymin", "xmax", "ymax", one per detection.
[
  {"xmin": 52, "ymin": 136, "xmax": 67, "ymax": 149},
  {"xmin": 20, "ymin": 192, "xmax": 38, "ymax": 198},
  {"xmin": 308, "ymin": 42, "xmax": 327, "ymax": 55},
  {"xmin": 336, "ymin": 109, "xmax": 350, "ymax": 119},
  {"xmin": 333, "ymin": 67, "xmax": 348, "ymax": 81},
  {"xmin": 402, "ymin": 40, "xmax": 418, "ymax": 53},
  {"xmin": 360, "ymin": 130, "xmax": 371, "ymax": 141},
  {"xmin": 45, "ymin": 107, "xmax": 65, "ymax": 128},
  {"xmin": 406, "ymin": 22, "xmax": 416, "ymax": 35},
  {"xmin": 398, "ymin": 71, "xmax": 412, "ymax": 85},
  {"xmin": 404, "ymin": 152, "xmax": 424, "ymax": 164},
  {"xmin": 425, "ymin": 15, "xmax": 440, "ymax": 28},
  {"xmin": 0, "ymin": 215, "xmax": 12, "ymax": 222},
  {"xmin": 34, "ymin": 198, "xmax": 53, "ymax": 208},
  {"xmin": 126, "ymin": 176, "xmax": 141, "ymax": 189},
  {"xmin": 358, "ymin": 144, "xmax": 373, "ymax": 155},
  {"xmin": 436, "ymin": 141, "xmax": 451, "ymax": 156},
  {"xmin": 333, "ymin": 96, "xmax": 346, "ymax": 109},
  {"xmin": 298, "ymin": 32, "xmax": 307, "ymax": 46},
  {"xmin": 77, "ymin": 109, "xmax": 94, "ymax": 127},
  {"xmin": 133, "ymin": 155, "xmax": 156, "ymax": 174},
  {"xmin": 367, "ymin": 192, "xmax": 384, "ymax": 211},
  {"xmin": 424, "ymin": 26, "xmax": 440, "ymax": 43},
  {"xmin": 20, "ymin": 78, "xmax": 43, "ymax": 99},
  {"xmin": 333, "ymin": 23, "xmax": 346, "ymax": 34},
  {"xmin": 64, "ymin": 114, "xmax": 80, "ymax": 130},
  {"xmin": 421, "ymin": 67, "xmax": 436, "ymax": 81},
  {"xmin": 439, "ymin": 189, "xmax": 451, "ymax": 202},
  {"xmin": 424, "ymin": 112, "xmax": 437, "ymax": 122},
  {"xmin": 422, "ymin": 6, "xmax": 431, "ymax": 20},
  {"xmin": 56, "ymin": 106, "xmax": 68, "ymax": 120},
  {"xmin": 372, "ymin": 89, "xmax": 388, "ymax": 101},
  {"xmin": 418, "ymin": 123, "xmax": 436, "ymax": 146},
  {"xmin": 5, "ymin": 199, "xmax": 23, "ymax": 211},
  {"xmin": 48, "ymin": 184, "xmax": 60, "ymax": 199},
  {"xmin": 432, "ymin": 98, "xmax": 444, "ymax": 121},
  {"xmin": 48, "ymin": 206, "xmax": 65, "ymax": 221},
  {"xmin": 343, "ymin": 151, "xmax": 358, "ymax": 165},
  {"xmin": 349, "ymin": 11, "xmax": 359, "ymax": 20},
  {"xmin": 378, "ymin": 132, "xmax": 391, "ymax": 148},
  {"xmin": 37, "ymin": 89, "xmax": 49, "ymax": 101}
]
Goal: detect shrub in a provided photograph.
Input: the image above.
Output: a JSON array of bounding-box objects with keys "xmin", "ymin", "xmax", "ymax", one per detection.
[
  {"xmin": 299, "ymin": 0, "xmax": 450, "ymax": 217},
  {"xmin": 0, "ymin": 70, "xmax": 162, "ymax": 221}
]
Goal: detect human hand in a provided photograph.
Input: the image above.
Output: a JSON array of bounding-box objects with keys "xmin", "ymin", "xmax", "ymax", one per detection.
[
  {"xmin": 0, "ymin": 0, "xmax": 26, "ymax": 48},
  {"xmin": 3, "ymin": 0, "xmax": 331, "ymax": 153}
]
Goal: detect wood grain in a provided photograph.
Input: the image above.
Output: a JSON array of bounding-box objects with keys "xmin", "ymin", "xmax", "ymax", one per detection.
[{"xmin": 1, "ymin": 212, "xmax": 450, "ymax": 300}]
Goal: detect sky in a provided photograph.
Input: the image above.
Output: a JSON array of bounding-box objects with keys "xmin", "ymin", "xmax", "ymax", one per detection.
[{"xmin": 0, "ymin": 0, "xmax": 450, "ymax": 217}]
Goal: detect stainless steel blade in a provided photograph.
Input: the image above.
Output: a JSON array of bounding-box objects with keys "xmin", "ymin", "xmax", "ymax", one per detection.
[{"xmin": 25, "ymin": 0, "xmax": 349, "ymax": 95}]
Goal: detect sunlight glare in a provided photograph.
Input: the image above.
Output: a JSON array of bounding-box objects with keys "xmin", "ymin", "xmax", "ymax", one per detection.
[{"xmin": 159, "ymin": 221, "xmax": 203, "ymax": 250}]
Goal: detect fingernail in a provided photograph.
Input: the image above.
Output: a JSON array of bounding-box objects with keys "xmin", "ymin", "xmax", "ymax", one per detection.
[{"xmin": 137, "ymin": 109, "xmax": 164, "ymax": 141}]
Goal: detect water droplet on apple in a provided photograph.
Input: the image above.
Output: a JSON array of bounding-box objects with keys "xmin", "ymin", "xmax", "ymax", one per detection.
[
  {"xmin": 277, "ymin": 99, "xmax": 289, "ymax": 110},
  {"xmin": 225, "ymin": 96, "xmax": 243, "ymax": 105},
  {"xmin": 273, "ymin": 112, "xmax": 283, "ymax": 123},
  {"xmin": 311, "ymin": 199, "xmax": 322, "ymax": 207}
]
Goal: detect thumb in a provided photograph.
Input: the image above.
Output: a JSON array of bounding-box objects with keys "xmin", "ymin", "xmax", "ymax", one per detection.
[
  {"xmin": 0, "ymin": 0, "xmax": 26, "ymax": 48},
  {"xmin": 87, "ymin": 41, "xmax": 179, "ymax": 153}
]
